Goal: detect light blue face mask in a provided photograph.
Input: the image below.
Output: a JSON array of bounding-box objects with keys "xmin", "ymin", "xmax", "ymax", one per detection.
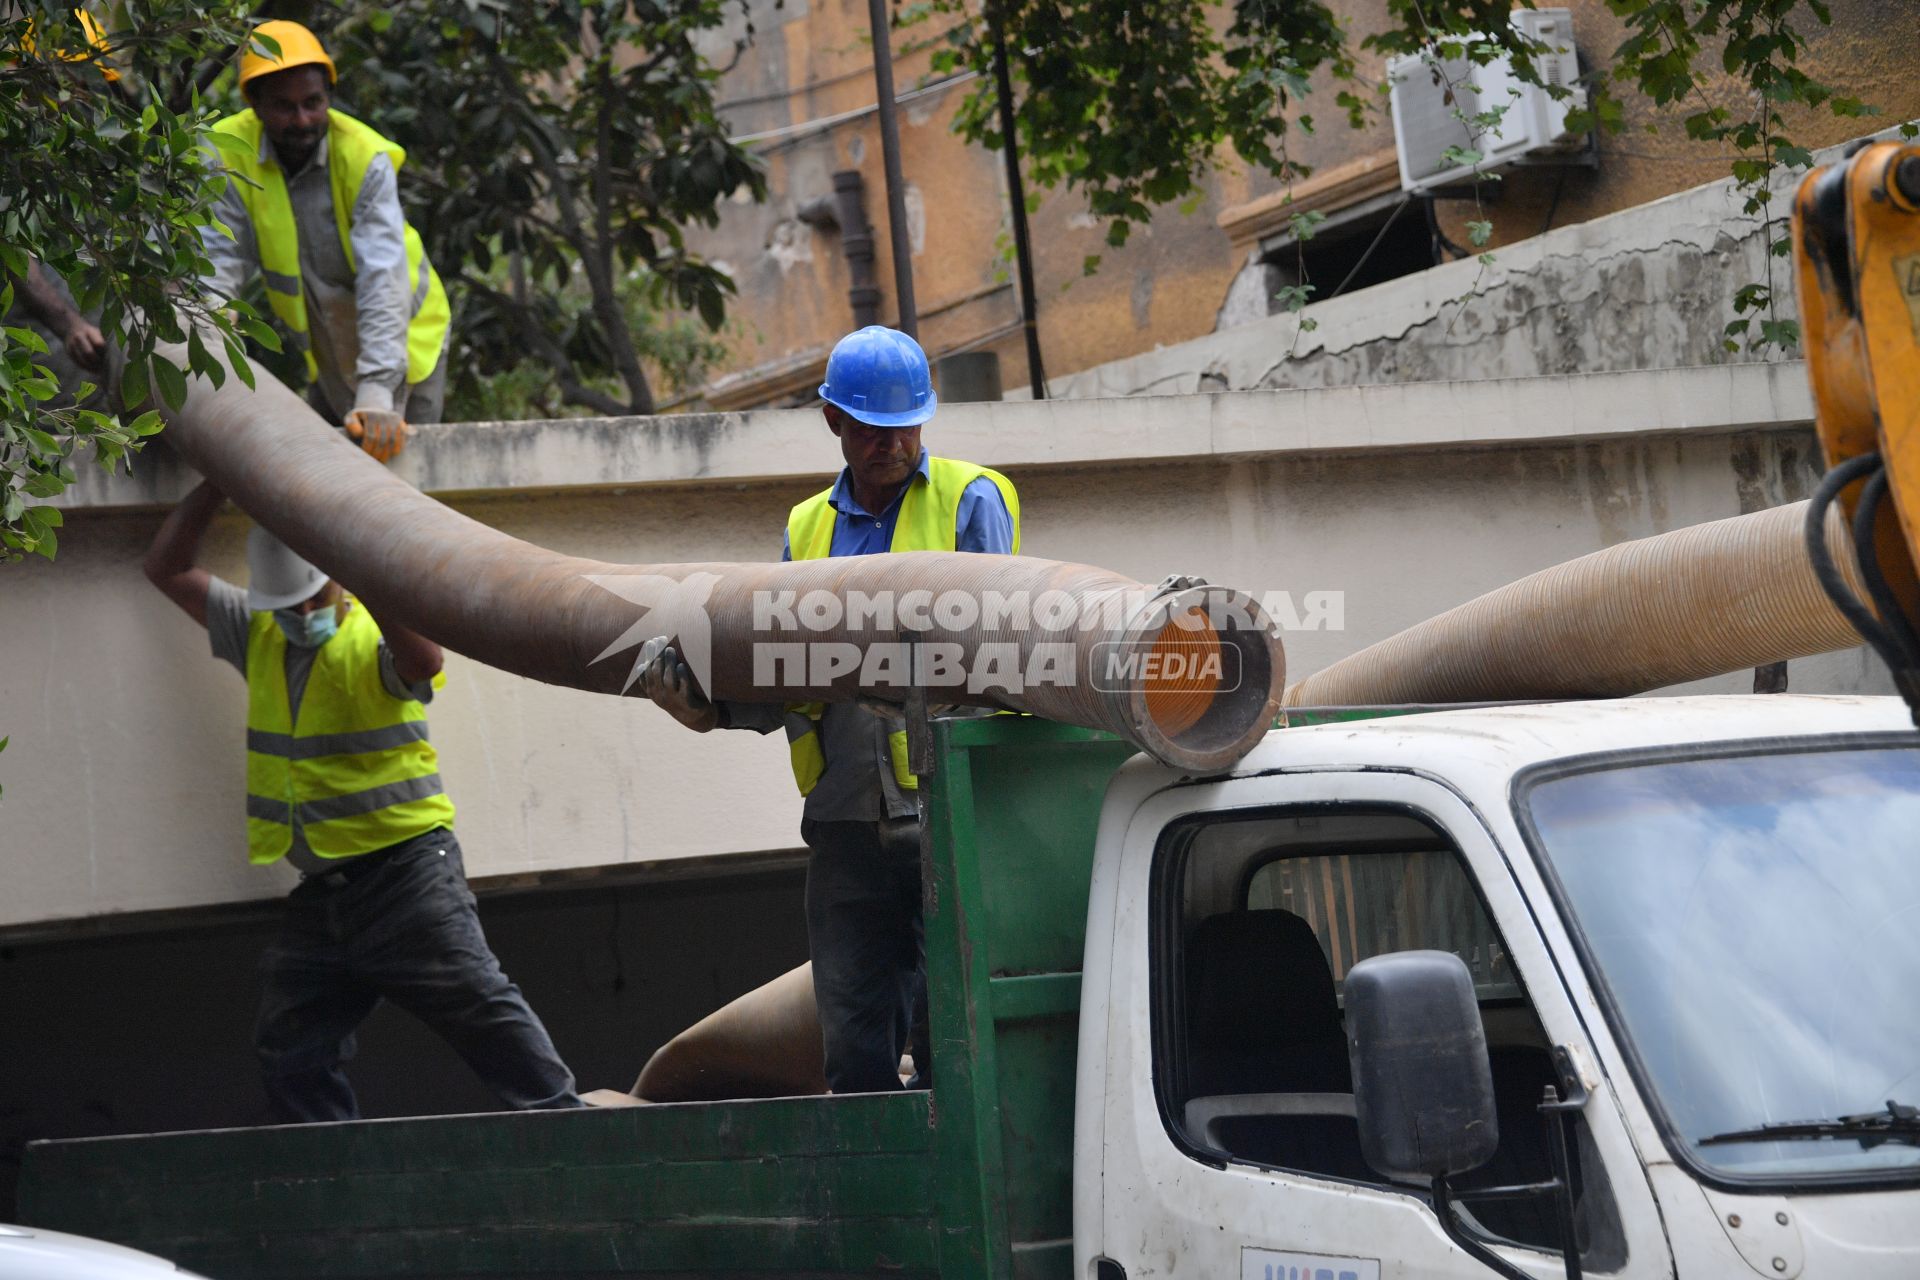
[{"xmin": 276, "ymin": 603, "xmax": 341, "ymax": 649}]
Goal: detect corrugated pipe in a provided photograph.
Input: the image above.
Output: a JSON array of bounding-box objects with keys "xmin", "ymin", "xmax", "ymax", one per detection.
[
  {"xmin": 1285, "ymin": 500, "xmax": 1866, "ymax": 707},
  {"xmin": 157, "ymin": 356, "xmax": 1284, "ymax": 771},
  {"xmin": 632, "ymin": 962, "xmax": 827, "ymax": 1102}
]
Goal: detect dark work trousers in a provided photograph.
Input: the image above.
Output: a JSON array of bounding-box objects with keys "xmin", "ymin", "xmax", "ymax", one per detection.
[
  {"xmin": 801, "ymin": 817, "xmax": 929, "ymax": 1094},
  {"xmin": 253, "ymin": 830, "xmax": 580, "ymax": 1123}
]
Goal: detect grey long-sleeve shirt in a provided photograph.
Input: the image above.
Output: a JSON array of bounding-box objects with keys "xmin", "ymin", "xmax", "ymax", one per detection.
[{"xmin": 202, "ymin": 125, "xmax": 413, "ymax": 419}]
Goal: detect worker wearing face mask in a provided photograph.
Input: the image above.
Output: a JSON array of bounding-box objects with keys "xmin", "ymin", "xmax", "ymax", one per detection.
[{"xmin": 143, "ymin": 480, "xmax": 581, "ymax": 1123}]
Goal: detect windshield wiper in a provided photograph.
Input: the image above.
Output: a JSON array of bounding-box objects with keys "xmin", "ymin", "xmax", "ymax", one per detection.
[{"xmin": 1701, "ymin": 1100, "xmax": 1920, "ymax": 1150}]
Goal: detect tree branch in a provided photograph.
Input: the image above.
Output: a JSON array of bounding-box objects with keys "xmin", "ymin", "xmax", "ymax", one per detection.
[
  {"xmin": 459, "ymin": 276, "xmax": 631, "ymax": 418},
  {"xmin": 587, "ymin": 60, "xmax": 656, "ymax": 415}
]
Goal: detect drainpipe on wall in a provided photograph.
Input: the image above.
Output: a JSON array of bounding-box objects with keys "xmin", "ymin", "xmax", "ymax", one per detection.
[{"xmin": 797, "ymin": 170, "xmax": 881, "ymax": 330}]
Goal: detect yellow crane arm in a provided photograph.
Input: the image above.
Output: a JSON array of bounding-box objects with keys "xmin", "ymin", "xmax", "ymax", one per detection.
[{"xmin": 1792, "ymin": 140, "xmax": 1920, "ymax": 713}]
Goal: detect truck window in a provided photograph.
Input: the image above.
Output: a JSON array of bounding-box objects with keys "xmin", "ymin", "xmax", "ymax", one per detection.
[
  {"xmin": 1154, "ymin": 805, "xmax": 1622, "ymax": 1266},
  {"xmin": 1522, "ymin": 741, "xmax": 1920, "ymax": 1185}
]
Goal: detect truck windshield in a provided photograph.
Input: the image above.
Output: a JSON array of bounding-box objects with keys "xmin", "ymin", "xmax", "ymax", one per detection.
[{"xmin": 1523, "ymin": 743, "xmax": 1920, "ymax": 1183}]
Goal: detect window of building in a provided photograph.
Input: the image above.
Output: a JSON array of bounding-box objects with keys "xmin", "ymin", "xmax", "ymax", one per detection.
[{"xmin": 1260, "ymin": 197, "xmax": 1435, "ymax": 309}]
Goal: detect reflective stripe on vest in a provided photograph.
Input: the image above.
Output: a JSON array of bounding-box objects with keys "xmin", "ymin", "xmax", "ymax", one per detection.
[
  {"xmin": 784, "ymin": 703, "xmax": 827, "ymax": 797},
  {"xmin": 781, "ymin": 457, "xmax": 1021, "ymax": 795},
  {"xmin": 244, "ymin": 603, "xmax": 455, "ymax": 864},
  {"xmin": 211, "ymin": 108, "xmax": 451, "ymax": 384}
]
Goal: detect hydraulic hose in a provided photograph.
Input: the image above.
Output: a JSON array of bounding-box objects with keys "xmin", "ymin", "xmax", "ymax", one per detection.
[
  {"xmin": 1286, "ymin": 500, "xmax": 1869, "ymax": 707},
  {"xmin": 155, "ymin": 355, "xmax": 1285, "ymax": 772}
]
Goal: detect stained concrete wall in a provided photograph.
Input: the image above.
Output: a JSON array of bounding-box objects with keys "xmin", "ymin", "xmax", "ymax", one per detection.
[
  {"xmin": 685, "ymin": 1, "xmax": 1920, "ymax": 404},
  {"xmin": 0, "ymin": 362, "xmax": 1888, "ymax": 936},
  {"xmin": 1054, "ymin": 124, "xmax": 1920, "ymax": 400}
]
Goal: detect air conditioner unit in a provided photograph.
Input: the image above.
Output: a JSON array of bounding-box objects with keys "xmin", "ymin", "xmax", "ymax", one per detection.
[{"xmin": 1388, "ymin": 8, "xmax": 1588, "ymax": 195}]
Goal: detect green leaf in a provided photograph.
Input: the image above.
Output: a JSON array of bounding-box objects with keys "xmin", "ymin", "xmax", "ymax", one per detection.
[
  {"xmin": 152, "ymin": 354, "xmax": 188, "ymax": 411},
  {"xmin": 187, "ymin": 325, "xmax": 223, "ymax": 391},
  {"xmin": 221, "ymin": 333, "xmax": 256, "ymax": 391},
  {"xmin": 1467, "ymin": 219, "xmax": 1493, "ymax": 247},
  {"xmin": 123, "ymin": 354, "xmax": 150, "ymax": 411},
  {"xmin": 206, "ymin": 131, "xmax": 255, "ymax": 161},
  {"xmin": 237, "ymin": 315, "xmax": 283, "ymax": 353}
]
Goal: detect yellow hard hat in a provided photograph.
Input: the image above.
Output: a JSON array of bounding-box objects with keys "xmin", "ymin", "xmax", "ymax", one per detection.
[
  {"xmin": 238, "ymin": 20, "xmax": 335, "ymax": 88},
  {"xmin": 22, "ymin": 9, "xmax": 120, "ymax": 83}
]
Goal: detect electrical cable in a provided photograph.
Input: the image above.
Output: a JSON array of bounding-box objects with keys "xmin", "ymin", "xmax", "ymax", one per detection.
[
  {"xmin": 1850, "ymin": 466, "xmax": 1920, "ymax": 667},
  {"xmin": 727, "ymin": 70, "xmax": 980, "ymax": 149},
  {"xmin": 715, "ymin": 21, "xmax": 975, "ymax": 112},
  {"xmin": 1804, "ymin": 452, "xmax": 1915, "ymax": 678},
  {"xmin": 1540, "ymin": 168, "xmax": 1567, "ymax": 237},
  {"xmin": 1326, "ymin": 196, "xmax": 1414, "ymax": 303}
]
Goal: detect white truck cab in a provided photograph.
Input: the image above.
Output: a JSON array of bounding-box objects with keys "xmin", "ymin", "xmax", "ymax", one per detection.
[{"xmin": 1077, "ymin": 695, "xmax": 1920, "ymax": 1280}]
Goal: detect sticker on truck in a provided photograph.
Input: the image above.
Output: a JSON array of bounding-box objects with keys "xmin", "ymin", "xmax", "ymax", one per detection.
[{"xmin": 1241, "ymin": 1247, "xmax": 1380, "ymax": 1280}]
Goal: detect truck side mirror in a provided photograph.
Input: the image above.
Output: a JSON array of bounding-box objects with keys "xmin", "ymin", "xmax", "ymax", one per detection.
[{"xmin": 1345, "ymin": 950, "xmax": 1498, "ymax": 1181}]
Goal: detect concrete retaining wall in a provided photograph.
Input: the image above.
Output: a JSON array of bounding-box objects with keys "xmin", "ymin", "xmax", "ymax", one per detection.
[{"xmin": 0, "ymin": 362, "xmax": 1885, "ymax": 934}]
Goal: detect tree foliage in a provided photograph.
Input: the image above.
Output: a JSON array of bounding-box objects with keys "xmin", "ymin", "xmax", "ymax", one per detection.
[
  {"xmin": 918, "ymin": 0, "xmax": 1891, "ymax": 333},
  {"xmin": 1, "ymin": 0, "xmax": 270, "ymax": 561},
  {"xmin": 328, "ymin": 0, "xmax": 765, "ymax": 416}
]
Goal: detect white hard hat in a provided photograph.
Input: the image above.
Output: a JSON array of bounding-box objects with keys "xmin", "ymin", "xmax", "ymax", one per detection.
[{"xmin": 246, "ymin": 528, "xmax": 328, "ymax": 611}]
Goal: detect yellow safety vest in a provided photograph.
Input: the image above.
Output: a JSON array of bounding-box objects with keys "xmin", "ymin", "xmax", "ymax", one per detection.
[
  {"xmin": 211, "ymin": 108, "xmax": 450, "ymax": 385},
  {"xmin": 783, "ymin": 456, "xmax": 1021, "ymax": 796},
  {"xmin": 244, "ymin": 602, "xmax": 455, "ymax": 864}
]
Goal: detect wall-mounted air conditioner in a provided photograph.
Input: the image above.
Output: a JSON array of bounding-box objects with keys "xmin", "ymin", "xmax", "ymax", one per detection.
[{"xmin": 1388, "ymin": 8, "xmax": 1588, "ymax": 195}]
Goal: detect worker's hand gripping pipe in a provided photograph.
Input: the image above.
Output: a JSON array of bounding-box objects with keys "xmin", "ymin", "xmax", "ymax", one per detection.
[{"xmin": 152, "ymin": 349, "xmax": 1285, "ymax": 772}]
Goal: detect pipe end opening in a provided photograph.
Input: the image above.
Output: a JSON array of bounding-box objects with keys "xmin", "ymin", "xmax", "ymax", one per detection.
[{"xmin": 1119, "ymin": 586, "xmax": 1284, "ymax": 772}]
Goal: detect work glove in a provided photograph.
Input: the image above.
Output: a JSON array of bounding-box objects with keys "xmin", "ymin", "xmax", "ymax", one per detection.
[
  {"xmin": 344, "ymin": 408, "xmax": 410, "ymax": 462},
  {"xmin": 635, "ymin": 635, "xmax": 718, "ymax": 733}
]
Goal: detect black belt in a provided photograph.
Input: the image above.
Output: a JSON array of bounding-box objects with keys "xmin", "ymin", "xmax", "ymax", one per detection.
[{"xmin": 300, "ymin": 838, "xmax": 430, "ymax": 890}]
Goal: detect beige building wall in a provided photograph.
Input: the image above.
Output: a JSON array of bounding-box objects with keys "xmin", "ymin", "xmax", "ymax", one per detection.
[
  {"xmin": 0, "ymin": 363, "xmax": 1887, "ymax": 936},
  {"xmin": 688, "ymin": 0, "xmax": 1920, "ymax": 404}
]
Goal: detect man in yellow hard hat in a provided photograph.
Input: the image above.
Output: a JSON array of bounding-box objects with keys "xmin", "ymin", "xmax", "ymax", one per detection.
[{"xmin": 201, "ymin": 20, "xmax": 450, "ymax": 462}]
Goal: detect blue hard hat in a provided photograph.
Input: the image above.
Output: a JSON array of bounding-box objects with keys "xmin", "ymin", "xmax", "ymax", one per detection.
[{"xmin": 819, "ymin": 325, "xmax": 937, "ymax": 427}]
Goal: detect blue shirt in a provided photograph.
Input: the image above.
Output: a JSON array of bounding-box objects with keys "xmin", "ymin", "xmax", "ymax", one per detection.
[{"xmin": 781, "ymin": 449, "xmax": 1015, "ymax": 561}]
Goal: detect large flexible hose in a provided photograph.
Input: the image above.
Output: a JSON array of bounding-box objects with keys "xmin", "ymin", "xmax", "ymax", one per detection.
[
  {"xmin": 1285, "ymin": 500, "xmax": 1867, "ymax": 706},
  {"xmin": 157, "ymin": 357, "xmax": 1284, "ymax": 770},
  {"xmin": 632, "ymin": 963, "xmax": 828, "ymax": 1102}
]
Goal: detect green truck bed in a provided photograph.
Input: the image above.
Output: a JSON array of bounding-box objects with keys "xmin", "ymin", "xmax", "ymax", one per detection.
[{"xmin": 19, "ymin": 717, "xmax": 1139, "ymax": 1280}]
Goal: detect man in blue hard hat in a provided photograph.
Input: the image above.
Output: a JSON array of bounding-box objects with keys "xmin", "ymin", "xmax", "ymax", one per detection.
[{"xmin": 636, "ymin": 325, "xmax": 1020, "ymax": 1093}]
